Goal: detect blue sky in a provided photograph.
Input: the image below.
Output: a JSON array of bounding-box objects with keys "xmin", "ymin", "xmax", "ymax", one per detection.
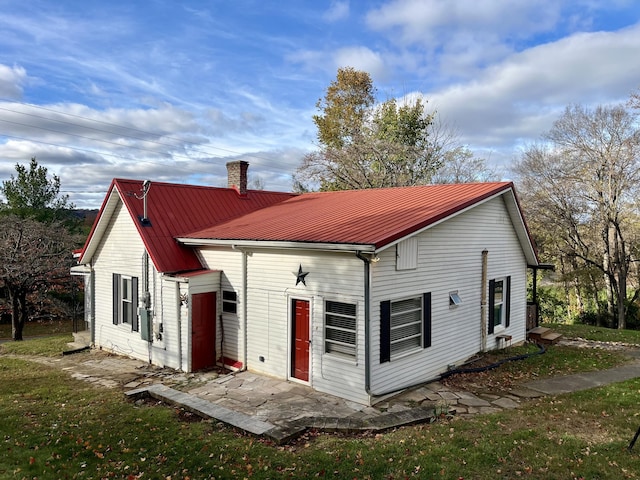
[{"xmin": 1, "ymin": 0, "xmax": 640, "ymax": 208}]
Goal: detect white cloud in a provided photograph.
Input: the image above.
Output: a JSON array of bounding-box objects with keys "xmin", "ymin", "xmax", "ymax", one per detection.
[
  {"xmin": 0, "ymin": 64, "xmax": 27, "ymax": 99},
  {"xmin": 323, "ymin": 1, "xmax": 350, "ymax": 22},
  {"xmin": 419, "ymin": 22, "xmax": 640, "ymax": 167},
  {"xmin": 365, "ymin": 0, "xmax": 571, "ymax": 81},
  {"xmin": 367, "ymin": 0, "xmax": 561, "ymax": 45},
  {"xmin": 334, "ymin": 46, "xmax": 387, "ymax": 80}
]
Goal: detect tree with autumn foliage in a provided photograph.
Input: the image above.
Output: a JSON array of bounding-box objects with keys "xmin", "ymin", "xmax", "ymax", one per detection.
[
  {"xmin": 0, "ymin": 215, "xmax": 76, "ymax": 340},
  {"xmin": 295, "ymin": 67, "xmax": 459, "ymax": 191},
  {"xmin": 0, "ymin": 158, "xmax": 79, "ymax": 340},
  {"xmin": 514, "ymin": 103, "xmax": 640, "ymax": 329}
]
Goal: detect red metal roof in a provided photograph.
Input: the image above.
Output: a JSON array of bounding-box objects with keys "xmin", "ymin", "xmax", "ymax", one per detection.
[
  {"xmin": 80, "ymin": 179, "xmax": 295, "ymax": 273},
  {"xmin": 184, "ymin": 182, "xmax": 517, "ymax": 249}
]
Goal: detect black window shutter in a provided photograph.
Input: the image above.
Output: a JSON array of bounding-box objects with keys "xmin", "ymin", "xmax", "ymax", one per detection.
[
  {"xmin": 423, "ymin": 292, "xmax": 431, "ymax": 348},
  {"xmin": 131, "ymin": 277, "xmax": 139, "ymax": 332},
  {"xmin": 488, "ymin": 279, "xmax": 495, "ymax": 335},
  {"xmin": 380, "ymin": 300, "xmax": 391, "ymax": 363},
  {"xmin": 505, "ymin": 276, "xmax": 511, "ymax": 328},
  {"xmin": 112, "ymin": 273, "xmax": 120, "ymax": 325}
]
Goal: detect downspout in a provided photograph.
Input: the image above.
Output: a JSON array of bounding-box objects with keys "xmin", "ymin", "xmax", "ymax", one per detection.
[
  {"xmin": 90, "ymin": 262, "xmax": 96, "ymax": 345},
  {"xmin": 175, "ymin": 281, "xmax": 183, "ymax": 371},
  {"xmin": 143, "ymin": 251, "xmax": 151, "ymax": 363},
  {"xmin": 355, "ymin": 251, "xmax": 372, "ymax": 396},
  {"xmin": 481, "ymin": 249, "xmax": 488, "ymax": 352},
  {"xmin": 232, "ymin": 245, "xmax": 249, "ymax": 371}
]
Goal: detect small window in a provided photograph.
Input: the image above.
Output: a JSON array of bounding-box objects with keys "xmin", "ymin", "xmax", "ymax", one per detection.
[
  {"xmin": 489, "ymin": 276, "xmax": 511, "ymax": 334},
  {"xmin": 449, "ymin": 291, "xmax": 462, "ymax": 307},
  {"xmin": 325, "ymin": 300, "xmax": 357, "ymax": 358},
  {"xmin": 121, "ymin": 277, "xmax": 133, "ymax": 324},
  {"xmin": 493, "ymin": 280, "xmax": 504, "ymax": 327},
  {"xmin": 222, "ymin": 290, "xmax": 237, "ymax": 314}
]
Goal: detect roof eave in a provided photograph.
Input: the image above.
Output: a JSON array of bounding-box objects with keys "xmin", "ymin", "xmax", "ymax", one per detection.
[
  {"xmin": 373, "ymin": 184, "xmax": 539, "ymax": 266},
  {"xmin": 176, "ymin": 237, "xmax": 376, "ymax": 253},
  {"xmin": 502, "ymin": 187, "xmax": 539, "ymax": 266},
  {"xmin": 77, "ymin": 181, "xmax": 120, "ymax": 265}
]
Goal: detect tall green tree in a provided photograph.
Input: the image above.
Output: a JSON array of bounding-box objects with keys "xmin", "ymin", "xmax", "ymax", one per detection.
[
  {"xmin": 1, "ymin": 157, "xmax": 73, "ymax": 219},
  {"xmin": 295, "ymin": 67, "xmax": 450, "ymax": 191}
]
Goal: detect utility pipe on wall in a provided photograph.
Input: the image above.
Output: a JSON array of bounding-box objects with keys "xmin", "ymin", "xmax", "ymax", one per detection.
[{"xmin": 481, "ymin": 249, "xmax": 488, "ymax": 352}]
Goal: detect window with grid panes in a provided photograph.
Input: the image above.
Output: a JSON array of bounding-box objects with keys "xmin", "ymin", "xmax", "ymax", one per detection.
[{"xmin": 324, "ymin": 300, "xmax": 357, "ymax": 359}]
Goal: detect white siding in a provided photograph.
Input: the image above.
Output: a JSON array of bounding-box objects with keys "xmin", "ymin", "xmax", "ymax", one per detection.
[
  {"xmin": 205, "ymin": 248, "xmax": 369, "ymax": 404},
  {"xmin": 149, "ymin": 274, "xmax": 185, "ymax": 370},
  {"xmin": 90, "ymin": 201, "xmax": 208, "ymax": 372},
  {"xmin": 369, "ymin": 196, "xmax": 528, "ymax": 397},
  {"xmin": 92, "ymin": 202, "xmax": 151, "ymax": 362}
]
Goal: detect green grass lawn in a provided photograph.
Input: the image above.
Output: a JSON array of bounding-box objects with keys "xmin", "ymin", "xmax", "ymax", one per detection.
[
  {"xmin": 1, "ymin": 324, "xmax": 640, "ymax": 479},
  {"xmin": 545, "ymin": 322, "xmax": 640, "ymax": 344},
  {"xmin": 0, "ymin": 319, "xmax": 75, "ymax": 340},
  {"xmin": 0, "ymin": 334, "xmax": 73, "ymax": 356}
]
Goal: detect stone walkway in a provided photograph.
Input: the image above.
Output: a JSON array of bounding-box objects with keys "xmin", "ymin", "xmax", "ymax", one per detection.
[{"xmin": 11, "ymin": 337, "xmax": 640, "ymax": 444}]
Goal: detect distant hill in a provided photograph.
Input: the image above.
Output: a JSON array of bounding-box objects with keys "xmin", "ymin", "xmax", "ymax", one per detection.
[{"xmin": 71, "ymin": 209, "xmax": 99, "ymax": 228}]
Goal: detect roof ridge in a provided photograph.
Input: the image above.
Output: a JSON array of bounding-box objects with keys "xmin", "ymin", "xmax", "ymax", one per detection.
[
  {"xmin": 297, "ymin": 181, "xmax": 512, "ymax": 195},
  {"xmin": 113, "ymin": 178, "xmax": 296, "ymax": 195}
]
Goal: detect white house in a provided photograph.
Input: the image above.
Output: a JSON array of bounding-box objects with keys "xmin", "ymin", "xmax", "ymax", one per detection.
[{"xmin": 74, "ymin": 161, "xmax": 538, "ymax": 405}]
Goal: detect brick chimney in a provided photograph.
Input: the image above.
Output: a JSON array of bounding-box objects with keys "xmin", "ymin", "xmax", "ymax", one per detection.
[{"xmin": 226, "ymin": 160, "xmax": 249, "ymax": 195}]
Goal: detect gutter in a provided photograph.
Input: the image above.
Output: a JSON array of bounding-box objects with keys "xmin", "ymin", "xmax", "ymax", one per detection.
[
  {"xmin": 232, "ymin": 245, "xmax": 249, "ymax": 371},
  {"xmin": 355, "ymin": 251, "xmax": 372, "ymax": 397},
  {"xmin": 177, "ymin": 238, "xmax": 375, "ymax": 253}
]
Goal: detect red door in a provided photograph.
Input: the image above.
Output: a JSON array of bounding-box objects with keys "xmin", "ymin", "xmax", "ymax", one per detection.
[
  {"xmin": 191, "ymin": 292, "xmax": 216, "ymax": 371},
  {"xmin": 291, "ymin": 299, "xmax": 310, "ymax": 381}
]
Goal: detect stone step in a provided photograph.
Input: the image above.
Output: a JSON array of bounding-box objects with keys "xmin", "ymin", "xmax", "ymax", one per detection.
[
  {"xmin": 527, "ymin": 327, "xmax": 562, "ymax": 344},
  {"xmin": 539, "ymin": 332, "xmax": 563, "ymax": 345}
]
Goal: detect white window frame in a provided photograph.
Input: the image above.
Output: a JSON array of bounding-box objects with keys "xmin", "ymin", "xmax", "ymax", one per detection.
[
  {"xmin": 390, "ymin": 295, "xmax": 423, "ymax": 358},
  {"xmin": 222, "ymin": 290, "xmax": 238, "ymax": 314},
  {"xmin": 121, "ymin": 276, "xmax": 133, "ymax": 325},
  {"xmin": 324, "ymin": 300, "xmax": 357, "ymax": 360},
  {"xmin": 449, "ymin": 291, "xmax": 462, "ymax": 307},
  {"xmin": 493, "ymin": 278, "xmax": 505, "ymax": 329}
]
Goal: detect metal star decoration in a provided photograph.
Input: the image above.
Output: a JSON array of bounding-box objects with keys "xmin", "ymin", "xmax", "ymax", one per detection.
[{"xmin": 294, "ymin": 264, "xmax": 310, "ymax": 286}]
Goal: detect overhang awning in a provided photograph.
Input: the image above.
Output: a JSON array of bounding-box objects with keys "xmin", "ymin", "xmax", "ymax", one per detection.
[{"xmin": 70, "ymin": 264, "xmax": 92, "ymax": 276}]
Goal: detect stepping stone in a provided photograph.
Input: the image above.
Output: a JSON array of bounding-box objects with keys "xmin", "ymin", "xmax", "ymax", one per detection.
[
  {"xmin": 479, "ymin": 394, "xmax": 500, "ymax": 400},
  {"xmin": 397, "ymin": 390, "xmax": 429, "ymax": 403},
  {"xmin": 438, "ymin": 391, "xmax": 460, "ymax": 400},
  {"xmin": 425, "ymin": 392, "xmax": 443, "ymax": 401},
  {"xmin": 509, "ymin": 388, "xmax": 544, "ymax": 398},
  {"xmin": 457, "ymin": 395, "xmax": 491, "ymax": 407},
  {"xmin": 492, "ymin": 397, "xmax": 519, "ymax": 409},
  {"xmin": 387, "ymin": 404, "xmax": 411, "ymax": 413}
]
